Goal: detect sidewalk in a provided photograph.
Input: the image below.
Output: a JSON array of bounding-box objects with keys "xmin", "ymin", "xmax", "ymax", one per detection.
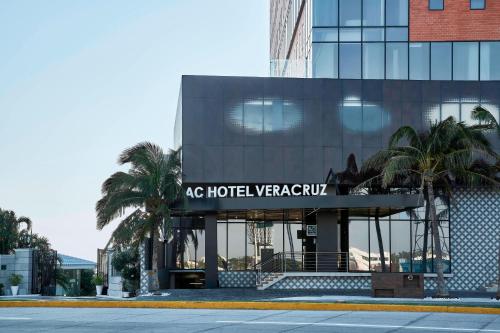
[{"xmin": 0, "ymin": 289, "xmax": 498, "ymax": 314}]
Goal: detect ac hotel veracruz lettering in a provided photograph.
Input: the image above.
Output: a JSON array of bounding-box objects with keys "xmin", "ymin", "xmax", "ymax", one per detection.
[{"xmin": 185, "ymin": 184, "xmax": 328, "ymax": 199}]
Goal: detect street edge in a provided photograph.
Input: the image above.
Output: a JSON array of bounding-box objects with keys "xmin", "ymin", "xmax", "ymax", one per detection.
[{"xmin": 0, "ymin": 301, "xmax": 499, "ymax": 314}]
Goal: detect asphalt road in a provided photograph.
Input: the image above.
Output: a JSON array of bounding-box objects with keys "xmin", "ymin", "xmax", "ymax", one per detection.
[{"xmin": 0, "ymin": 307, "xmax": 499, "ymax": 332}]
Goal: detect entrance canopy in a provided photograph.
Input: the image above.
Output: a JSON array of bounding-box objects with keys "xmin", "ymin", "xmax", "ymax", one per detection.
[{"xmin": 173, "ymin": 193, "xmax": 423, "ymax": 217}]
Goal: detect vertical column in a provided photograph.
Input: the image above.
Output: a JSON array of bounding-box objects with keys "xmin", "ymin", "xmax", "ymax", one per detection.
[
  {"xmin": 205, "ymin": 213, "xmax": 218, "ymax": 288},
  {"xmin": 316, "ymin": 211, "xmax": 339, "ymax": 271},
  {"xmin": 139, "ymin": 241, "xmax": 149, "ymax": 295}
]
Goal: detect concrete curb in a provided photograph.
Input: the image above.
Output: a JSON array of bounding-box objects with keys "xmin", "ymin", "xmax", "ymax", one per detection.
[{"xmin": 0, "ymin": 300, "xmax": 499, "ymax": 314}]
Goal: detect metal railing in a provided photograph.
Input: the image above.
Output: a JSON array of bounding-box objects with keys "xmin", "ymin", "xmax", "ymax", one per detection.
[{"xmin": 255, "ymin": 252, "xmax": 349, "ymax": 286}]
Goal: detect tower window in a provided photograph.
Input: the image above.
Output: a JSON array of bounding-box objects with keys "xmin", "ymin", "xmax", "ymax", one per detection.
[
  {"xmin": 470, "ymin": 0, "xmax": 485, "ymax": 10},
  {"xmin": 429, "ymin": 0, "xmax": 444, "ymax": 10}
]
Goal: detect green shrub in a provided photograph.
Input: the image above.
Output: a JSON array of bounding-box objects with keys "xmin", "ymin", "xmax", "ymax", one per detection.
[
  {"xmin": 80, "ymin": 269, "xmax": 95, "ymax": 296},
  {"xmin": 91, "ymin": 274, "xmax": 104, "ymax": 286},
  {"xmin": 111, "ymin": 248, "xmax": 140, "ymax": 294},
  {"xmin": 9, "ymin": 274, "xmax": 22, "ymax": 286}
]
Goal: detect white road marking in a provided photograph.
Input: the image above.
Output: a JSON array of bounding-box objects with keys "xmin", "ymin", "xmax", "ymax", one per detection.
[
  {"xmin": 0, "ymin": 317, "xmax": 32, "ymax": 320},
  {"xmin": 217, "ymin": 320, "xmax": 500, "ymax": 332}
]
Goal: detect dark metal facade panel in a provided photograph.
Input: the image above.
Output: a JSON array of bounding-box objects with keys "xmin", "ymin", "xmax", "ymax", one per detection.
[
  {"xmin": 178, "ymin": 75, "xmax": 500, "ymax": 184},
  {"xmin": 178, "ymin": 194, "xmax": 422, "ymax": 212}
]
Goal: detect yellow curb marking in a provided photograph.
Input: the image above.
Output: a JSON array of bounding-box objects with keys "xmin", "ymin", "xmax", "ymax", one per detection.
[{"xmin": 0, "ymin": 300, "xmax": 498, "ymax": 315}]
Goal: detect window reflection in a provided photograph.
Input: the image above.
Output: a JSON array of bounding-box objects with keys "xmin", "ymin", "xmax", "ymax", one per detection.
[
  {"xmin": 391, "ymin": 220, "xmax": 411, "ymax": 272},
  {"xmin": 386, "ymin": 43, "xmax": 408, "ymax": 79},
  {"xmin": 369, "ymin": 217, "xmax": 390, "ymax": 272},
  {"xmin": 363, "ymin": 0, "xmax": 384, "ymax": 26},
  {"xmin": 480, "ymin": 42, "xmax": 500, "ymax": 80},
  {"xmin": 339, "ymin": 0, "xmax": 361, "ymax": 26},
  {"xmin": 339, "ymin": 43, "xmax": 361, "ymax": 79},
  {"xmin": 349, "ymin": 220, "xmax": 370, "ymax": 271},
  {"xmin": 410, "ymin": 43, "xmax": 430, "ymax": 80},
  {"xmin": 227, "ymin": 99, "xmax": 303, "ymax": 133},
  {"xmin": 453, "ymin": 42, "xmax": 479, "ymax": 81},
  {"xmin": 313, "ymin": 43, "xmax": 338, "ymax": 78},
  {"xmin": 363, "ymin": 43, "xmax": 384, "ymax": 79},
  {"xmin": 431, "ymin": 43, "xmax": 452, "ymax": 80},
  {"xmin": 386, "ymin": 0, "xmax": 408, "ymax": 26},
  {"xmin": 313, "ymin": 0, "xmax": 338, "ymax": 26}
]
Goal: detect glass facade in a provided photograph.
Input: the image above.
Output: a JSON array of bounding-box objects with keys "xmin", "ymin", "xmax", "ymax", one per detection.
[
  {"xmin": 480, "ymin": 42, "xmax": 500, "ymax": 80},
  {"xmin": 208, "ymin": 204, "xmax": 451, "ymax": 274},
  {"xmin": 310, "ymin": 0, "xmax": 500, "ymax": 80},
  {"xmin": 217, "ymin": 211, "xmax": 303, "ymax": 271},
  {"xmin": 349, "ymin": 204, "xmax": 450, "ymax": 273}
]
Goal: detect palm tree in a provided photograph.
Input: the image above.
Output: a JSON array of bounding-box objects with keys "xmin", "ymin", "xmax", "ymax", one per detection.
[
  {"xmin": 0, "ymin": 209, "xmax": 31, "ymax": 254},
  {"xmin": 361, "ymin": 108, "xmax": 499, "ymax": 297},
  {"xmin": 96, "ymin": 142, "xmax": 183, "ymax": 291}
]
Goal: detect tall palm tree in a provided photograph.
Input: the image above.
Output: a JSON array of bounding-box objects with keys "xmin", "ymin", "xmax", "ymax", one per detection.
[
  {"xmin": 361, "ymin": 108, "xmax": 499, "ymax": 297},
  {"xmin": 0, "ymin": 209, "xmax": 31, "ymax": 254},
  {"xmin": 96, "ymin": 142, "xmax": 182, "ymax": 291}
]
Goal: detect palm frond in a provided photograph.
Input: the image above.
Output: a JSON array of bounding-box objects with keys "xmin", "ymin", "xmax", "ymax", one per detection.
[{"xmin": 389, "ymin": 126, "xmax": 422, "ymax": 150}]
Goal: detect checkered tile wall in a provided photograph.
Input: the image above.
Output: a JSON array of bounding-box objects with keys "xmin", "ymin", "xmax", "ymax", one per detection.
[
  {"xmin": 444, "ymin": 188, "xmax": 499, "ymax": 291},
  {"xmin": 219, "ymin": 271, "xmax": 256, "ymax": 288}
]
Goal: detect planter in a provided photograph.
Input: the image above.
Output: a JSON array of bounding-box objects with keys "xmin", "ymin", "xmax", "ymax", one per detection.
[
  {"xmin": 122, "ymin": 291, "xmax": 130, "ymax": 298},
  {"xmin": 10, "ymin": 286, "xmax": 19, "ymax": 296},
  {"xmin": 95, "ymin": 285, "xmax": 103, "ymax": 295}
]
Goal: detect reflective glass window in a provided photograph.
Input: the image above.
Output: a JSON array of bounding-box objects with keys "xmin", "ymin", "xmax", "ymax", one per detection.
[
  {"xmin": 263, "ymin": 99, "xmax": 284, "ymax": 132},
  {"xmin": 349, "ymin": 220, "xmax": 369, "ymax": 271},
  {"xmin": 363, "ymin": 0, "xmax": 384, "ymax": 26},
  {"xmin": 386, "ymin": 43, "xmax": 408, "ymax": 79},
  {"xmin": 339, "ymin": 0, "xmax": 361, "ymax": 26},
  {"xmin": 284, "ymin": 222, "xmax": 302, "ymax": 253},
  {"xmin": 370, "ymin": 218, "xmax": 390, "ymax": 272},
  {"xmin": 480, "ymin": 42, "xmax": 500, "ymax": 80},
  {"xmin": 227, "ymin": 223, "xmax": 246, "ymax": 270},
  {"xmin": 243, "ymin": 99, "xmax": 263, "ymax": 135},
  {"xmin": 429, "ymin": 0, "xmax": 444, "ymax": 10},
  {"xmin": 217, "ymin": 222, "xmax": 228, "ymax": 271},
  {"xmin": 410, "ymin": 42, "xmax": 430, "ymax": 80},
  {"xmin": 453, "ymin": 42, "xmax": 479, "ymax": 81},
  {"xmin": 363, "ymin": 43, "xmax": 385, "ymax": 79},
  {"xmin": 313, "ymin": 0, "xmax": 338, "ymax": 26},
  {"xmin": 470, "ymin": 0, "xmax": 485, "ymax": 9},
  {"xmin": 386, "ymin": 27, "xmax": 408, "ymax": 41},
  {"xmin": 363, "ymin": 28, "xmax": 384, "ymax": 41},
  {"xmin": 431, "ymin": 42, "xmax": 452, "ymax": 80},
  {"xmin": 312, "ymin": 43, "xmax": 338, "ymax": 78},
  {"xmin": 442, "ymin": 103, "xmax": 460, "ymax": 121},
  {"xmin": 339, "ymin": 28, "xmax": 361, "ymax": 41},
  {"xmin": 339, "ymin": 43, "xmax": 361, "ymax": 78},
  {"xmin": 386, "ymin": 0, "xmax": 408, "ymax": 26},
  {"xmin": 312, "ymin": 28, "xmax": 338, "ymax": 42},
  {"xmin": 391, "ymin": 220, "xmax": 411, "ymax": 272}
]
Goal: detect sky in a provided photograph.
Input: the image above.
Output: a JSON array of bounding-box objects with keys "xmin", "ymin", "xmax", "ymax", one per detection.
[{"xmin": 0, "ymin": 0, "xmax": 269, "ymax": 261}]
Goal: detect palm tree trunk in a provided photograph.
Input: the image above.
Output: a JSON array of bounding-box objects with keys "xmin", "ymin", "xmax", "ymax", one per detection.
[
  {"xmin": 427, "ymin": 181, "xmax": 449, "ymax": 297},
  {"xmin": 374, "ymin": 208, "xmax": 387, "ymax": 272},
  {"xmin": 422, "ymin": 191, "xmax": 430, "ymax": 273},
  {"xmin": 150, "ymin": 228, "xmax": 160, "ymax": 291}
]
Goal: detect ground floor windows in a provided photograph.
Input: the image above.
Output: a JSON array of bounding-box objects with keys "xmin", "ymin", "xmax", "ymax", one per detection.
[
  {"xmin": 217, "ymin": 210, "xmax": 303, "ymax": 272},
  {"xmin": 172, "ymin": 204, "xmax": 451, "ymax": 275},
  {"xmin": 349, "ymin": 203, "xmax": 450, "ymax": 274}
]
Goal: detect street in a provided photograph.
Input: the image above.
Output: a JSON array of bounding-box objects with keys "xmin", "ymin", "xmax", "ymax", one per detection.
[{"xmin": 0, "ymin": 307, "xmax": 499, "ymax": 332}]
